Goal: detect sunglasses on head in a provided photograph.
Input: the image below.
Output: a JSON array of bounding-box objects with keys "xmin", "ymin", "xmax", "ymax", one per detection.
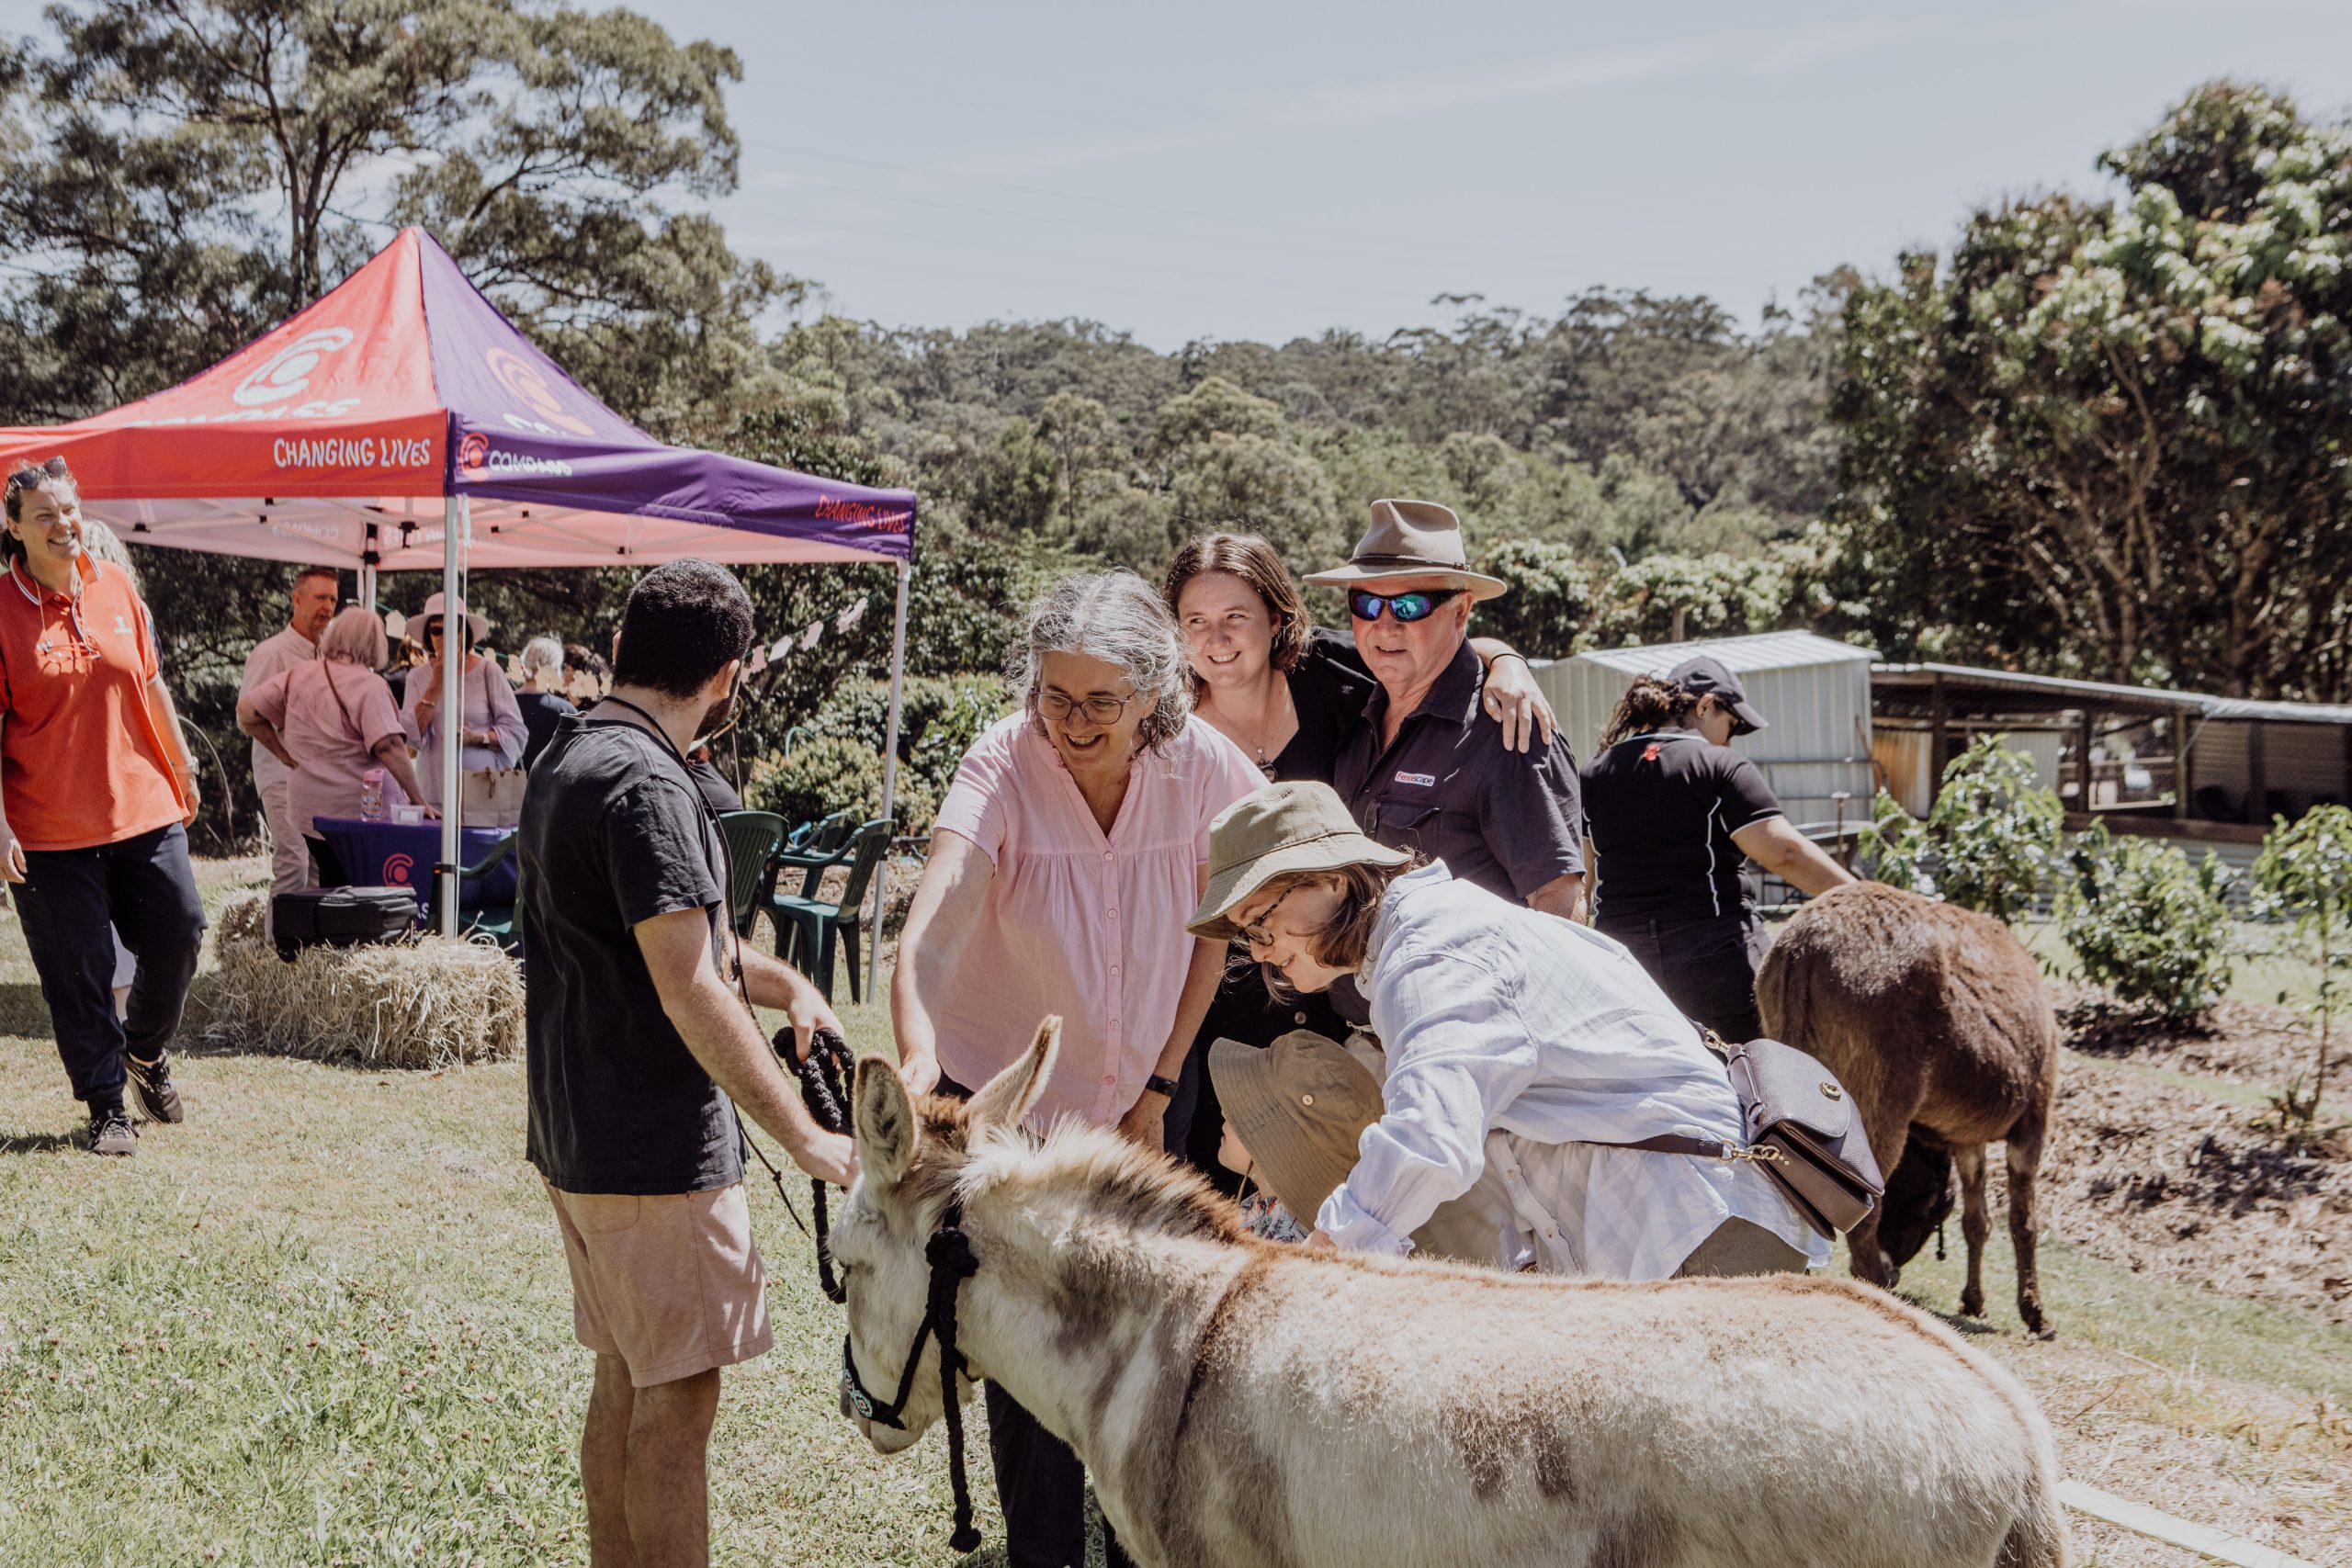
[{"xmin": 1348, "ymin": 587, "xmax": 1465, "ymax": 623}]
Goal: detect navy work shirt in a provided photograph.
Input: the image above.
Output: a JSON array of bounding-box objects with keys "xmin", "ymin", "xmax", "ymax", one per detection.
[{"xmin": 1332, "ymin": 640, "xmax": 1585, "ymax": 903}]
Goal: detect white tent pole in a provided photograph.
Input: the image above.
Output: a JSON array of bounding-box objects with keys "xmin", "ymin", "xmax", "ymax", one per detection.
[
  {"xmin": 437, "ymin": 495, "xmax": 467, "ymax": 938},
  {"xmin": 865, "ymin": 559, "xmax": 910, "ymax": 1003}
]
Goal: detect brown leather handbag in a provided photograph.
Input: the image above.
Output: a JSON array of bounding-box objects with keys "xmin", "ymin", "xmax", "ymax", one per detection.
[{"xmin": 1614, "ymin": 1034, "xmax": 1886, "ymax": 1238}]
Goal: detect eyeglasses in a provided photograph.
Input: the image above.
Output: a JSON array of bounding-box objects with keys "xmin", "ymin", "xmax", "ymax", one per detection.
[
  {"xmin": 1348, "ymin": 587, "xmax": 1465, "ymax": 623},
  {"xmin": 1036, "ymin": 688, "xmax": 1136, "ymax": 726},
  {"xmin": 1235, "ymin": 886, "xmax": 1301, "ymax": 951}
]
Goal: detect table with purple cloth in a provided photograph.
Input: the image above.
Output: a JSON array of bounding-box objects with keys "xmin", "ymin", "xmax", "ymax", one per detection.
[{"xmin": 312, "ymin": 817, "xmax": 519, "ymax": 913}]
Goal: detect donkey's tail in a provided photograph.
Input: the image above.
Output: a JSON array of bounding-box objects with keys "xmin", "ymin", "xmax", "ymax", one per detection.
[{"xmin": 1996, "ymin": 1465, "xmax": 2073, "ymax": 1568}]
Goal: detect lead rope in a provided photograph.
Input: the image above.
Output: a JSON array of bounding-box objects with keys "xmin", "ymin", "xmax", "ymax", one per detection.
[
  {"xmin": 926, "ymin": 1213, "xmax": 985, "ymax": 1552},
  {"xmin": 740, "ymin": 1025, "xmax": 857, "ymax": 1303}
]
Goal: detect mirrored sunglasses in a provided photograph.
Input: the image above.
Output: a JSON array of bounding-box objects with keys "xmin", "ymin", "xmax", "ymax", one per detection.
[{"xmin": 1348, "ymin": 587, "xmax": 1465, "ymax": 623}]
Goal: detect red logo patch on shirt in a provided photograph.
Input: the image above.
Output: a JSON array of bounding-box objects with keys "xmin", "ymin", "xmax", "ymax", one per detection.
[{"xmin": 1642, "ymin": 743, "xmax": 1662, "ymax": 761}]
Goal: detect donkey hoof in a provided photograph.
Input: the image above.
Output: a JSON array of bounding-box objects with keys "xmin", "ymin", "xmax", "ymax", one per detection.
[{"xmin": 1960, "ymin": 1291, "xmax": 1985, "ymax": 1318}]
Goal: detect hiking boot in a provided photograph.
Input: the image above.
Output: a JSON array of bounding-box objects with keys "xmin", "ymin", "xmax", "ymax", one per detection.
[
  {"xmin": 86, "ymin": 1108, "xmax": 136, "ymax": 1156},
  {"xmin": 126, "ymin": 1054, "xmax": 184, "ymax": 1124}
]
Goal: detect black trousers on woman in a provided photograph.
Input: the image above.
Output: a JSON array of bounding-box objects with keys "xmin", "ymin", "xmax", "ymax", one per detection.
[
  {"xmin": 936, "ymin": 1073, "xmax": 1135, "ymax": 1568},
  {"xmin": 1597, "ymin": 907, "xmax": 1771, "ymax": 1043},
  {"xmin": 14, "ymin": 823, "xmax": 207, "ymax": 1115}
]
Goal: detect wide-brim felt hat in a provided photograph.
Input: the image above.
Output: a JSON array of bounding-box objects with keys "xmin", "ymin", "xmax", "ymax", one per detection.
[
  {"xmin": 1301, "ymin": 498, "xmax": 1508, "ymax": 602},
  {"xmin": 1186, "ymin": 781, "xmax": 1408, "ymax": 942},
  {"xmin": 417, "ymin": 591, "xmax": 490, "ymax": 646},
  {"xmin": 1209, "ymin": 1030, "xmax": 1385, "ymax": 1225}
]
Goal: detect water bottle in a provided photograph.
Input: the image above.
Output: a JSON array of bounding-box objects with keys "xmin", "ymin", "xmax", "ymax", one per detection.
[{"xmin": 359, "ymin": 769, "xmax": 386, "ymax": 820}]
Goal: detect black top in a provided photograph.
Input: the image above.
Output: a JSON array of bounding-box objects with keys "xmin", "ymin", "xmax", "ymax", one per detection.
[
  {"xmin": 521, "ymin": 714, "xmax": 739, "ymax": 1195},
  {"xmin": 1580, "ymin": 729, "xmax": 1783, "ymax": 923},
  {"xmin": 515, "ymin": 689, "xmax": 578, "ymax": 770},
  {"xmin": 686, "ymin": 756, "xmax": 744, "ymax": 813},
  {"xmin": 1332, "ymin": 639, "xmax": 1585, "ymax": 903},
  {"xmin": 1262, "ymin": 627, "xmax": 1379, "ymax": 783}
]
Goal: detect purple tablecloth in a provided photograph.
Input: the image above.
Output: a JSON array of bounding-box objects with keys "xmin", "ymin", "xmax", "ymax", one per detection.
[{"xmin": 312, "ymin": 817, "xmax": 518, "ymax": 911}]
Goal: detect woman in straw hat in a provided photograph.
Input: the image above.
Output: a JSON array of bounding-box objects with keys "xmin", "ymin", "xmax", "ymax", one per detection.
[
  {"xmin": 400, "ymin": 590, "xmax": 526, "ymax": 806},
  {"xmin": 890, "ymin": 570, "xmax": 1261, "ymax": 1568},
  {"xmin": 1159, "ymin": 526, "xmax": 1556, "ymax": 1190},
  {"xmin": 1190, "ymin": 780, "xmax": 1830, "ymax": 1280}
]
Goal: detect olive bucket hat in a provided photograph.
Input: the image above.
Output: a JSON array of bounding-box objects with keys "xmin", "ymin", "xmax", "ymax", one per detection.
[{"xmin": 1186, "ymin": 781, "xmax": 1408, "ymax": 942}]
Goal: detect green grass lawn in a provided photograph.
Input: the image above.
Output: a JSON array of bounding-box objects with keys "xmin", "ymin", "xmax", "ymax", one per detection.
[{"xmin": 1, "ymin": 869, "xmax": 2344, "ymax": 1566}]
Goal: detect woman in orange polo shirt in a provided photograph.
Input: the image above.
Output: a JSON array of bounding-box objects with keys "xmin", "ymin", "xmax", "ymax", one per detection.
[{"xmin": 0, "ymin": 458, "xmax": 207, "ymax": 1158}]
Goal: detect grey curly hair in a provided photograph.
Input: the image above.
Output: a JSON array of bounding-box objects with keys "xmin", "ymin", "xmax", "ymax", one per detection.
[{"xmin": 1009, "ymin": 570, "xmax": 1193, "ymax": 757}]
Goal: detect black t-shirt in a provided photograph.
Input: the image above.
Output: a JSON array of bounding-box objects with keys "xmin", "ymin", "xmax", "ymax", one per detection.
[
  {"xmin": 515, "ymin": 689, "xmax": 578, "ymax": 771},
  {"xmin": 1580, "ymin": 730, "xmax": 1783, "ymax": 924},
  {"xmin": 522, "ymin": 714, "xmax": 740, "ymax": 1195},
  {"xmin": 1268, "ymin": 627, "xmax": 1378, "ymax": 784},
  {"xmin": 686, "ymin": 756, "xmax": 743, "ymax": 813}
]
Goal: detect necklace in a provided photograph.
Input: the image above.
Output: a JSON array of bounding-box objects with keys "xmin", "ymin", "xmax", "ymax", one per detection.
[{"xmin": 1211, "ymin": 677, "xmax": 1292, "ymax": 780}]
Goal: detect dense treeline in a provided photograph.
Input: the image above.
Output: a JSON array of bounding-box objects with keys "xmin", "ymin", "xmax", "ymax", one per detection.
[{"xmin": 2, "ymin": 2, "xmax": 2347, "ymax": 846}]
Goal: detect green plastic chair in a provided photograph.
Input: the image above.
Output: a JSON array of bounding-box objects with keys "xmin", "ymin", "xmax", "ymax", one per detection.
[
  {"xmin": 423, "ymin": 829, "xmax": 522, "ymax": 952},
  {"xmin": 769, "ymin": 807, "xmax": 860, "ymax": 899},
  {"xmin": 770, "ymin": 818, "xmax": 890, "ymax": 1003},
  {"xmin": 715, "ymin": 810, "xmax": 787, "ymax": 937}
]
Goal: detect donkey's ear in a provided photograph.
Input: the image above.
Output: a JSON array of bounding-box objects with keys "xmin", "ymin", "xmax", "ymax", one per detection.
[
  {"xmin": 967, "ymin": 1015, "xmax": 1062, "ymax": 1132},
  {"xmin": 853, "ymin": 1055, "xmax": 919, "ymax": 1188}
]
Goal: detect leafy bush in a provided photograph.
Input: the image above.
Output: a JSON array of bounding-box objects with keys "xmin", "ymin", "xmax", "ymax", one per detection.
[
  {"xmin": 809, "ymin": 673, "xmax": 1013, "ymax": 800},
  {"xmin": 1853, "ymin": 737, "xmax": 2062, "ymax": 922},
  {"xmin": 2057, "ymin": 822, "xmax": 2234, "ymax": 1022},
  {"xmin": 2251, "ymin": 803, "xmax": 2352, "ymax": 1139},
  {"xmin": 747, "ymin": 737, "xmax": 938, "ymax": 838}
]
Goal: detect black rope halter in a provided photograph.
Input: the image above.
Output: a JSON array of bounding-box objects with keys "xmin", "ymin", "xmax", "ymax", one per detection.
[{"xmin": 744, "ymin": 1026, "xmax": 985, "ymax": 1553}]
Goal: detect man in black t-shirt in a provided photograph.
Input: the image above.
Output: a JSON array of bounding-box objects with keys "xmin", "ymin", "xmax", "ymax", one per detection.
[
  {"xmin": 1579, "ymin": 655, "xmax": 1856, "ymax": 1039},
  {"xmin": 522, "ymin": 559, "xmax": 854, "ymax": 1567}
]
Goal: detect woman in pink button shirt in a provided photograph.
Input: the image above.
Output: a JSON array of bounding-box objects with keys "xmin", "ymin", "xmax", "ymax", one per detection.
[{"xmin": 889, "ymin": 570, "xmax": 1259, "ymax": 1568}]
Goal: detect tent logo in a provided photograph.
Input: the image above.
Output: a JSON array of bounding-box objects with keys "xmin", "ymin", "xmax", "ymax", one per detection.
[
  {"xmin": 458, "ymin": 432, "xmax": 490, "ymax": 475},
  {"xmin": 232, "ymin": 328, "xmax": 356, "ymax": 408},
  {"xmin": 381, "ymin": 852, "xmax": 414, "ymax": 886},
  {"xmin": 485, "ymin": 347, "xmax": 594, "ymax": 437}
]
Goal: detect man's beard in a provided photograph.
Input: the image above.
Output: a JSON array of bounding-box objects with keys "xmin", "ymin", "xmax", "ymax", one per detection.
[{"xmin": 694, "ymin": 688, "xmax": 735, "ymax": 745}]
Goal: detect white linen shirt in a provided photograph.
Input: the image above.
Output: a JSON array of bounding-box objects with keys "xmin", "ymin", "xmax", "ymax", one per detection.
[
  {"xmin": 1317, "ymin": 863, "xmax": 1830, "ymax": 1280},
  {"xmin": 239, "ymin": 626, "xmax": 318, "ymax": 790}
]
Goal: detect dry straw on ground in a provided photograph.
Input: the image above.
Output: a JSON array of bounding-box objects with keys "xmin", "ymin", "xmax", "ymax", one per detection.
[{"xmin": 193, "ymin": 892, "xmax": 521, "ymax": 1069}]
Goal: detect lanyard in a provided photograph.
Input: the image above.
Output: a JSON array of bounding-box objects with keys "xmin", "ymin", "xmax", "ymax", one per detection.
[{"xmin": 11, "ymin": 557, "xmax": 99, "ymax": 662}]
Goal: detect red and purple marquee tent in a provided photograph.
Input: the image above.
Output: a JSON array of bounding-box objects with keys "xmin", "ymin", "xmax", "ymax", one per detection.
[{"xmin": 0, "ymin": 226, "xmax": 918, "ymax": 961}]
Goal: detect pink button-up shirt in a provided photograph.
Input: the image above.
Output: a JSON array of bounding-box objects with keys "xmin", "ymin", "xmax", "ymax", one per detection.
[{"xmin": 931, "ymin": 712, "xmax": 1261, "ymax": 1130}]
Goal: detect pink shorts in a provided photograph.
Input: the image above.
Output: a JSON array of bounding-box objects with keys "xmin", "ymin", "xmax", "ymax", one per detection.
[{"xmin": 546, "ymin": 1182, "xmax": 774, "ymax": 1387}]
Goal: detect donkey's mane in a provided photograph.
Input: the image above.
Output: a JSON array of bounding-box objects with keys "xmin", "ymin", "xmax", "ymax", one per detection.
[{"xmin": 918, "ymin": 1105, "xmax": 1245, "ymax": 1244}]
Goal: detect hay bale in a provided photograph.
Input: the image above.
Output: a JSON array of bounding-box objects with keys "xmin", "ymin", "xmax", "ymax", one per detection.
[{"xmin": 193, "ymin": 890, "xmax": 522, "ymax": 1069}]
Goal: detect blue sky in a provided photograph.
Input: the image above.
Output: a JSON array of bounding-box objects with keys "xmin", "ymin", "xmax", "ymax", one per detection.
[{"xmin": 8, "ymin": 0, "xmax": 2352, "ymax": 347}]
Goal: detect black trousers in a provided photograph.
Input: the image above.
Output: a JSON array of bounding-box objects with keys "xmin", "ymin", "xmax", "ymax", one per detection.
[
  {"xmin": 938, "ymin": 1073, "xmax": 1135, "ymax": 1568},
  {"xmin": 1599, "ymin": 908, "xmax": 1770, "ymax": 1043},
  {"xmin": 15, "ymin": 823, "xmax": 207, "ymax": 1113}
]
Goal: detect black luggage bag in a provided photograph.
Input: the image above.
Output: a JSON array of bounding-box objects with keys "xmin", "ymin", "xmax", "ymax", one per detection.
[{"xmin": 272, "ymin": 886, "xmax": 420, "ymax": 961}]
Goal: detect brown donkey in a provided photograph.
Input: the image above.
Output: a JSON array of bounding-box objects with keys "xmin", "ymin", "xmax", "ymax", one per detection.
[{"xmin": 1758, "ymin": 881, "xmax": 2060, "ymax": 1338}]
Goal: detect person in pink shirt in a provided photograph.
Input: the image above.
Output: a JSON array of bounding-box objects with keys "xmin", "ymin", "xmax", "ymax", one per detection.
[
  {"xmin": 889, "ymin": 569, "xmax": 1259, "ymax": 1568},
  {"xmin": 238, "ymin": 606, "xmax": 436, "ymax": 885}
]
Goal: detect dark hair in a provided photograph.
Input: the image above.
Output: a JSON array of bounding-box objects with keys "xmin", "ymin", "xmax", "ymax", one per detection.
[
  {"xmin": 612, "ymin": 559, "xmax": 754, "ymax": 699},
  {"xmin": 562, "ymin": 642, "xmax": 612, "ymax": 681},
  {"xmin": 1162, "ymin": 532, "xmax": 1311, "ymax": 694},
  {"xmin": 1249, "ymin": 857, "xmax": 1423, "ymax": 1004},
  {"xmin": 1599, "ymin": 674, "xmax": 1701, "ymax": 749},
  {"xmin": 4, "ymin": 457, "xmax": 77, "ymax": 562}
]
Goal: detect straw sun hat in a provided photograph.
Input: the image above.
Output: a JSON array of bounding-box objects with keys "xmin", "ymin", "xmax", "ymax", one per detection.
[{"xmin": 1185, "ymin": 781, "xmax": 1408, "ymax": 943}]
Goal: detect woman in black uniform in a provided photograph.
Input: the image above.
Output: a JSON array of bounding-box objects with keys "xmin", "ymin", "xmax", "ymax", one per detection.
[
  {"xmin": 1578, "ymin": 655, "xmax": 1856, "ymax": 1042},
  {"xmin": 1159, "ymin": 531, "xmax": 1554, "ymax": 1186}
]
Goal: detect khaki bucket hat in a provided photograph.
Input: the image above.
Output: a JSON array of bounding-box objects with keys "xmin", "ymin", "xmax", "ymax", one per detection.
[
  {"xmin": 1300, "ymin": 498, "xmax": 1508, "ymax": 602},
  {"xmin": 1186, "ymin": 781, "xmax": 1408, "ymax": 942},
  {"xmin": 1209, "ymin": 1030, "xmax": 1385, "ymax": 1224}
]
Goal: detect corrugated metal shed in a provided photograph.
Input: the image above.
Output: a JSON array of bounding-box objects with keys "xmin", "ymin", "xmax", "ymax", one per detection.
[{"xmin": 1535, "ymin": 631, "xmax": 1881, "ymax": 830}]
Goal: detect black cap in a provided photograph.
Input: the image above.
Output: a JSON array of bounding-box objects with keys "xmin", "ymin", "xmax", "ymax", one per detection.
[{"xmin": 1668, "ymin": 655, "xmax": 1767, "ymax": 736}]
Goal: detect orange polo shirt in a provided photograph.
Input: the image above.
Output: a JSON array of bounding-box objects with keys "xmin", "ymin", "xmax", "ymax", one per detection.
[{"xmin": 0, "ymin": 554, "xmax": 188, "ymax": 852}]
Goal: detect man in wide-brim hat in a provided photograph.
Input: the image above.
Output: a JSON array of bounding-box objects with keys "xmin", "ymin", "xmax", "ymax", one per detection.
[{"xmin": 1306, "ymin": 499, "xmax": 1587, "ymax": 928}]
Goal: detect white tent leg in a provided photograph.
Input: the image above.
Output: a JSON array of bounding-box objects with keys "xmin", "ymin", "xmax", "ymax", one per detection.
[
  {"xmin": 437, "ymin": 496, "xmax": 468, "ymax": 938},
  {"xmin": 865, "ymin": 560, "xmax": 910, "ymax": 1004},
  {"xmin": 357, "ymin": 563, "xmax": 377, "ymax": 614}
]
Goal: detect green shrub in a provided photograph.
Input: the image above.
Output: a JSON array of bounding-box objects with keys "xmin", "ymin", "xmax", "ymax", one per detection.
[
  {"xmin": 1855, "ymin": 788, "xmax": 1937, "ymax": 895},
  {"xmin": 809, "ymin": 673, "xmax": 1012, "ymax": 800},
  {"xmin": 2057, "ymin": 821, "xmax": 2234, "ymax": 1022},
  {"xmin": 2251, "ymin": 803, "xmax": 2352, "ymax": 1138},
  {"xmin": 747, "ymin": 737, "xmax": 938, "ymax": 837},
  {"xmin": 1853, "ymin": 739, "xmax": 2062, "ymax": 922}
]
